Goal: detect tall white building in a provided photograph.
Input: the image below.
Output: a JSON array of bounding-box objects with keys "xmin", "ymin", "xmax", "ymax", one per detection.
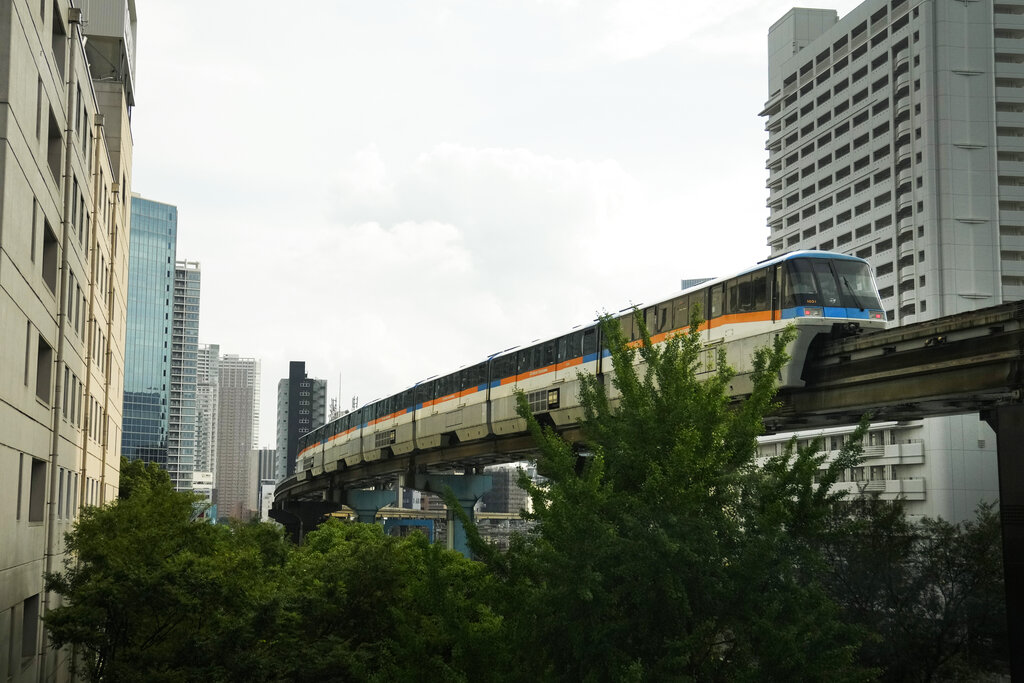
[
  {"xmin": 762, "ymin": 0, "xmax": 1012, "ymax": 520},
  {"xmin": 170, "ymin": 261, "xmax": 200, "ymax": 490},
  {"xmin": 0, "ymin": 0, "xmax": 136, "ymax": 679},
  {"xmin": 195, "ymin": 343, "xmax": 219, "ymax": 477}
]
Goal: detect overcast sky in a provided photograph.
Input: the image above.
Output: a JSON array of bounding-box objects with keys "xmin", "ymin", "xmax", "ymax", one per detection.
[{"xmin": 129, "ymin": 0, "xmax": 861, "ymax": 446}]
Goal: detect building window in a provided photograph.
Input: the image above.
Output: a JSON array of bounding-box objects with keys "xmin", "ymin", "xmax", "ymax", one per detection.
[
  {"xmin": 29, "ymin": 459, "xmax": 46, "ymax": 523},
  {"xmin": 46, "ymin": 109, "xmax": 62, "ymax": 183},
  {"xmin": 42, "ymin": 220, "xmax": 58, "ymax": 293},
  {"xmin": 36, "ymin": 335, "xmax": 53, "ymax": 404},
  {"xmin": 22, "ymin": 594, "xmax": 40, "ymax": 660}
]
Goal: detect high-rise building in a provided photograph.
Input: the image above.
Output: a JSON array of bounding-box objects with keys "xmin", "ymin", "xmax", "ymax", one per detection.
[
  {"xmin": 122, "ymin": 198, "xmax": 201, "ymax": 492},
  {"xmin": 762, "ymin": 0, "xmax": 1007, "ymax": 521},
  {"xmin": 480, "ymin": 463, "xmax": 532, "ymax": 514},
  {"xmin": 122, "ymin": 195, "xmax": 176, "ymax": 475},
  {"xmin": 215, "ymin": 354, "xmax": 261, "ymax": 521},
  {"xmin": 194, "ymin": 343, "xmax": 220, "ymax": 500},
  {"xmin": 276, "ymin": 361, "xmax": 327, "ymax": 479},
  {"xmin": 171, "ymin": 261, "xmax": 200, "ymax": 489},
  {"xmin": 255, "ymin": 448, "xmax": 277, "ymax": 522},
  {"xmin": 1, "ymin": 1, "xmax": 136, "ymax": 679}
]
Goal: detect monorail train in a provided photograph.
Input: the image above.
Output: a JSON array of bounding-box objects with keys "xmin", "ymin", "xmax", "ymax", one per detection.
[{"xmin": 296, "ymin": 250, "xmax": 887, "ymax": 476}]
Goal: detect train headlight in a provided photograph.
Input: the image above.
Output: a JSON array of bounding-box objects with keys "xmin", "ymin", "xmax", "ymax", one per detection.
[
  {"xmin": 800, "ymin": 306, "xmax": 824, "ymax": 317},
  {"xmin": 869, "ymin": 310, "xmax": 885, "ymax": 320}
]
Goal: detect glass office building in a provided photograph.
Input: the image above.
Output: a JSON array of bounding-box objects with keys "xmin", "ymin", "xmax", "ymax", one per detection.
[{"xmin": 123, "ymin": 196, "xmax": 179, "ymax": 482}]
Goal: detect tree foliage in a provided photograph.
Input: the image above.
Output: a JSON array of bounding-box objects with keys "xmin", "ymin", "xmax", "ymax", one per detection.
[
  {"xmin": 822, "ymin": 498, "xmax": 1008, "ymax": 680},
  {"xmin": 44, "ymin": 458, "xmax": 291, "ymax": 682},
  {"xmin": 45, "ymin": 460, "xmax": 503, "ymax": 682},
  {"xmin": 270, "ymin": 521, "xmax": 506, "ymax": 682},
  {"xmin": 464, "ymin": 312, "xmax": 872, "ymax": 681}
]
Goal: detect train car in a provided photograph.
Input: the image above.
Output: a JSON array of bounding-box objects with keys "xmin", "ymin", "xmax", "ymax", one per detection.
[
  {"xmin": 414, "ymin": 360, "xmax": 491, "ymax": 449},
  {"xmin": 294, "ymin": 251, "xmax": 885, "ymax": 475}
]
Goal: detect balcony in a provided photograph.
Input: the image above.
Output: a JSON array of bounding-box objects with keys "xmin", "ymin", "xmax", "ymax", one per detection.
[
  {"xmin": 1000, "ymin": 208, "xmax": 1024, "ymax": 226},
  {"xmin": 995, "ymin": 12, "xmax": 1024, "ymax": 28}
]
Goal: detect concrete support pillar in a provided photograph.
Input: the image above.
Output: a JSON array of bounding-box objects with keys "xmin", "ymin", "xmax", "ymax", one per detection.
[
  {"xmin": 415, "ymin": 474, "xmax": 492, "ymax": 557},
  {"xmin": 345, "ymin": 489, "xmax": 397, "ymax": 524},
  {"xmin": 269, "ymin": 500, "xmax": 339, "ymax": 544},
  {"xmin": 983, "ymin": 404, "xmax": 1024, "ymax": 678}
]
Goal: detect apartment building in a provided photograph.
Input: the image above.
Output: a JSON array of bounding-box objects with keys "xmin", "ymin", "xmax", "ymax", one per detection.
[
  {"xmin": 0, "ymin": 0, "xmax": 136, "ymax": 679},
  {"xmin": 762, "ymin": 0, "xmax": 1014, "ymax": 520}
]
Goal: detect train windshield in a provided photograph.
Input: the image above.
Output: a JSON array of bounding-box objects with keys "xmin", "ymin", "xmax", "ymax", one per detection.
[{"xmin": 783, "ymin": 257, "xmax": 881, "ymax": 310}]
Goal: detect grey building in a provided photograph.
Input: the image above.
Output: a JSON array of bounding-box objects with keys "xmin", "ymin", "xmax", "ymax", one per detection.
[
  {"xmin": 215, "ymin": 354, "xmax": 261, "ymax": 521},
  {"xmin": 276, "ymin": 361, "xmax": 327, "ymax": 479},
  {"xmin": 762, "ymin": 0, "xmax": 1007, "ymax": 520},
  {"xmin": 0, "ymin": 0, "xmax": 136, "ymax": 679}
]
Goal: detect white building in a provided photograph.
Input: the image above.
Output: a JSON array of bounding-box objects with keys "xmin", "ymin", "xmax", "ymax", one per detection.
[
  {"xmin": 762, "ymin": 0, "xmax": 1013, "ymax": 520},
  {"xmin": 0, "ymin": 0, "xmax": 136, "ymax": 679}
]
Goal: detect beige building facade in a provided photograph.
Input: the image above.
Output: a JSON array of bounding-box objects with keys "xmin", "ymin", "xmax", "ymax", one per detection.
[{"xmin": 0, "ymin": 0, "xmax": 135, "ymax": 679}]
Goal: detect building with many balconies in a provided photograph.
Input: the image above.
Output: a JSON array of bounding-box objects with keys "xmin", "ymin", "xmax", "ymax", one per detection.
[{"xmin": 762, "ymin": 0, "xmax": 1010, "ymax": 521}]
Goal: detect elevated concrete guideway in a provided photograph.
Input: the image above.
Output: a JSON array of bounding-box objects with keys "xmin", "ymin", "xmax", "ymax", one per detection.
[{"xmin": 272, "ymin": 301, "xmax": 1024, "ymax": 672}]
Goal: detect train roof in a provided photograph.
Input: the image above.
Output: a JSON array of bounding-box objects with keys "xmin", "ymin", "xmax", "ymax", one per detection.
[{"xmin": 678, "ymin": 250, "xmax": 868, "ymax": 297}]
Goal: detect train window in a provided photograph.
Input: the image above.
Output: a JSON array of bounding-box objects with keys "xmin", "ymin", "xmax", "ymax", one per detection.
[
  {"xmin": 541, "ymin": 340, "xmax": 557, "ymax": 367},
  {"xmin": 752, "ymin": 269, "xmax": 769, "ymax": 311},
  {"xmin": 517, "ymin": 348, "xmax": 533, "ymax": 374},
  {"xmin": 783, "ymin": 259, "xmax": 818, "ymax": 307},
  {"xmin": 672, "ymin": 295, "xmax": 689, "ymax": 329},
  {"xmin": 414, "ymin": 381, "xmax": 433, "ymax": 405},
  {"xmin": 557, "ymin": 332, "xmax": 578, "ymax": 362},
  {"xmin": 656, "ymin": 304, "xmax": 671, "ymax": 333},
  {"xmin": 811, "ymin": 260, "xmax": 841, "ymax": 306},
  {"xmin": 727, "ymin": 274, "xmax": 753, "ymax": 314},
  {"xmin": 467, "ymin": 362, "xmax": 487, "ymax": 389},
  {"xmin": 833, "ymin": 258, "xmax": 882, "ymax": 308},
  {"xmin": 619, "ymin": 313, "xmax": 635, "ymax": 341},
  {"xmin": 492, "ymin": 355, "xmax": 516, "ymax": 382},
  {"xmin": 397, "ymin": 389, "xmax": 413, "ymax": 411},
  {"xmin": 643, "ymin": 306, "xmax": 656, "ymax": 336},
  {"xmin": 436, "ymin": 374, "xmax": 453, "ymax": 398},
  {"xmin": 582, "ymin": 328, "xmax": 597, "ymax": 357},
  {"xmin": 710, "ymin": 285, "xmax": 723, "ymax": 319}
]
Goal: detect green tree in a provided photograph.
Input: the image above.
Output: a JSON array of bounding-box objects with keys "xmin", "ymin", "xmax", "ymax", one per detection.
[
  {"xmin": 44, "ymin": 458, "xmax": 291, "ymax": 682},
  {"xmin": 464, "ymin": 313, "xmax": 871, "ymax": 681},
  {"xmin": 822, "ymin": 499, "xmax": 1008, "ymax": 680},
  {"xmin": 270, "ymin": 520, "xmax": 508, "ymax": 682}
]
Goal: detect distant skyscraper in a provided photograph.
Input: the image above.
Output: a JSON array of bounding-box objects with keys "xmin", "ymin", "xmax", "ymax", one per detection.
[
  {"xmin": 123, "ymin": 195, "xmax": 177, "ymax": 477},
  {"xmin": 276, "ymin": 361, "xmax": 327, "ymax": 479},
  {"xmin": 195, "ymin": 343, "xmax": 220, "ymax": 482},
  {"xmin": 170, "ymin": 261, "xmax": 200, "ymax": 490},
  {"xmin": 215, "ymin": 354, "xmax": 261, "ymax": 521}
]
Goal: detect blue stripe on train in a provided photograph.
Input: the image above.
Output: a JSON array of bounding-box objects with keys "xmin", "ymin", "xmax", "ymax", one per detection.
[{"xmin": 780, "ymin": 306, "xmax": 876, "ymax": 320}]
